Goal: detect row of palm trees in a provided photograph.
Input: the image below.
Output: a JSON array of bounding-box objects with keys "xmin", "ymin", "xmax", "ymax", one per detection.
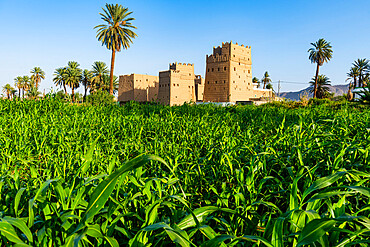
[
  {"xmin": 346, "ymin": 59, "xmax": 369, "ymax": 88},
  {"xmin": 2, "ymin": 67, "xmax": 45, "ymax": 99},
  {"xmin": 53, "ymin": 61, "xmax": 118, "ymax": 102},
  {"xmin": 252, "ymin": 71, "xmax": 272, "ymax": 89}
]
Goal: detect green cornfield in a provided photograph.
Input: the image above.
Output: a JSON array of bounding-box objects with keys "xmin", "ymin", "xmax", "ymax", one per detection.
[{"xmin": 0, "ymin": 98, "xmax": 369, "ymax": 246}]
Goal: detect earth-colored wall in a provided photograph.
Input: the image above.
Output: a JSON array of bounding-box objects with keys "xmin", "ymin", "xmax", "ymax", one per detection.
[
  {"xmin": 158, "ymin": 63, "xmax": 197, "ymax": 106},
  {"xmin": 118, "ymin": 74, "xmax": 159, "ymax": 102},
  {"xmin": 204, "ymin": 42, "xmax": 271, "ymax": 102}
]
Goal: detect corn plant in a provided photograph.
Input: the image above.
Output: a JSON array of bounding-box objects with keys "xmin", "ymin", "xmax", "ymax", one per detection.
[{"xmin": 0, "ymin": 98, "xmax": 369, "ymax": 246}]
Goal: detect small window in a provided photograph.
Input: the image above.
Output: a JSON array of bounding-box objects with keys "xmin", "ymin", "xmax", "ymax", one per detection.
[
  {"xmin": 224, "ymin": 67, "xmax": 227, "ymax": 71},
  {"xmin": 224, "ymin": 80, "xmax": 226, "ymax": 83},
  {"xmin": 189, "ymin": 73, "xmax": 191, "ymax": 76},
  {"xmin": 233, "ymin": 55, "xmax": 235, "ymax": 57},
  {"xmin": 234, "ymin": 67, "xmax": 236, "ymax": 71},
  {"xmin": 233, "ymin": 81, "xmax": 235, "ymax": 83},
  {"xmin": 175, "ymin": 96, "xmax": 177, "ymax": 98},
  {"xmin": 188, "ymin": 86, "xmax": 190, "ymax": 88},
  {"xmin": 218, "ymin": 67, "xmax": 220, "ymax": 71},
  {"xmin": 173, "ymin": 84, "xmax": 176, "ymax": 86},
  {"xmin": 177, "ymin": 84, "xmax": 179, "ymax": 86},
  {"xmin": 239, "ymin": 62, "xmax": 241, "ymax": 65},
  {"xmin": 212, "ymin": 68, "xmax": 214, "ymax": 72},
  {"xmin": 208, "ymin": 69, "xmax": 210, "ymax": 72},
  {"xmin": 207, "ymin": 81, "xmax": 210, "ymax": 84},
  {"xmin": 146, "ymin": 79, "xmax": 148, "ymax": 81},
  {"xmin": 215, "ymin": 81, "xmax": 218, "ymax": 84},
  {"xmin": 248, "ymin": 70, "xmax": 250, "ymax": 73}
]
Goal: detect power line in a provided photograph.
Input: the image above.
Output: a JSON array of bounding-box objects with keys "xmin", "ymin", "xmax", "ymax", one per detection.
[{"xmin": 270, "ymin": 81, "xmax": 308, "ymax": 85}]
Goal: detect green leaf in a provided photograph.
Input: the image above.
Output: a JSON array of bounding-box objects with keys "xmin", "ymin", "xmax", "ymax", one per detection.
[
  {"xmin": 75, "ymin": 154, "xmax": 167, "ymax": 232},
  {"xmin": 297, "ymin": 219, "xmax": 336, "ymax": 246},
  {"xmin": 177, "ymin": 206, "xmax": 219, "ymax": 230},
  {"xmin": 3, "ymin": 217, "xmax": 33, "ymax": 243},
  {"xmin": 302, "ymin": 171, "xmax": 346, "ymax": 201},
  {"xmin": 14, "ymin": 188, "xmax": 26, "ymax": 217},
  {"xmin": 0, "ymin": 221, "xmax": 28, "ymax": 245},
  {"xmin": 86, "ymin": 224, "xmax": 103, "ymax": 238},
  {"xmin": 104, "ymin": 236, "xmax": 119, "ymax": 247},
  {"xmin": 272, "ymin": 217, "xmax": 285, "ymax": 247}
]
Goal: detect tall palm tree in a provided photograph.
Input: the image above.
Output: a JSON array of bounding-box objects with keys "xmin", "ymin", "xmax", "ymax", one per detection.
[
  {"xmin": 346, "ymin": 67, "xmax": 360, "ymax": 88},
  {"xmin": 2, "ymin": 84, "xmax": 12, "ymax": 99},
  {"xmin": 101, "ymin": 74, "xmax": 119, "ymax": 94},
  {"xmin": 308, "ymin": 38, "xmax": 333, "ymax": 98},
  {"xmin": 252, "ymin": 77, "xmax": 260, "ymax": 88},
  {"xmin": 14, "ymin": 76, "xmax": 23, "ymax": 98},
  {"xmin": 53, "ymin": 67, "xmax": 68, "ymax": 95},
  {"xmin": 22, "ymin": 76, "xmax": 31, "ymax": 98},
  {"xmin": 91, "ymin": 61, "xmax": 109, "ymax": 92},
  {"xmin": 11, "ymin": 88, "xmax": 17, "ymax": 99},
  {"xmin": 26, "ymin": 86, "xmax": 41, "ymax": 100},
  {"xmin": 30, "ymin": 67, "xmax": 45, "ymax": 89},
  {"xmin": 309, "ymin": 75, "xmax": 331, "ymax": 99},
  {"xmin": 353, "ymin": 59, "xmax": 369, "ymax": 87},
  {"xmin": 95, "ymin": 3, "xmax": 137, "ymax": 95},
  {"xmin": 65, "ymin": 61, "xmax": 82, "ymax": 102},
  {"xmin": 81, "ymin": 69, "xmax": 93, "ymax": 102},
  {"xmin": 261, "ymin": 72, "xmax": 272, "ymax": 89}
]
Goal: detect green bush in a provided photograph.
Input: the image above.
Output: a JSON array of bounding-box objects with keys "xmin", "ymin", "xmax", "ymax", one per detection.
[
  {"xmin": 86, "ymin": 90, "xmax": 114, "ymax": 106},
  {"xmin": 308, "ymin": 97, "xmax": 332, "ymax": 105}
]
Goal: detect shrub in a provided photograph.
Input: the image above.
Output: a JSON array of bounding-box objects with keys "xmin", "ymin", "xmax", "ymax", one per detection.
[
  {"xmin": 86, "ymin": 90, "xmax": 114, "ymax": 106},
  {"xmin": 308, "ymin": 97, "xmax": 332, "ymax": 105}
]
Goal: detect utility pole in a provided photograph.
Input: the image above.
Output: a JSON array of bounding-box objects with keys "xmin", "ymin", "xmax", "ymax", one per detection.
[{"xmin": 278, "ymin": 80, "xmax": 281, "ymax": 98}]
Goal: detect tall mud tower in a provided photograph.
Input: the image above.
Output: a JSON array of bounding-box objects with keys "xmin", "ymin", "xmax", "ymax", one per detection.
[{"xmin": 203, "ymin": 42, "xmax": 254, "ymax": 102}]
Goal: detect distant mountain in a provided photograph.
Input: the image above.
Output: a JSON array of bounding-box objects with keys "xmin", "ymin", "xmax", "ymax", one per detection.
[{"xmin": 279, "ymin": 84, "xmax": 349, "ymax": 101}]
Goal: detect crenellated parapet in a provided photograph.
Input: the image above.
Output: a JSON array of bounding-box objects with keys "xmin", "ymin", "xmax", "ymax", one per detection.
[
  {"xmin": 206, "ymin": 54, "xmax": 230, "ymax": 63},
  {"xmin": 170, "ymin": 62, "xmax": 194, "ymax": 70}
]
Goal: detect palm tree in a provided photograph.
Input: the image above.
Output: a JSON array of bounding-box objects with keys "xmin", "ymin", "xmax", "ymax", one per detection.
[
  {"xmin": 30, "ymin": 67, "xmax": 45, "ymax": 89},
  {"xmin": 101, "ymin": 74, "xmax": 119, "ymax": 94},
  {"xmin": 53, "ymin": 67, "xmax": 68, "ymax": 95},
  {"xmin": 261, "ymin": 72, "xmax": 272, "ymax": 89},
  {"xmin": 14, "ymin": 76, "xmax": 23, "ymax": 98},
  {"xmin": 308, "ymin": 38, "xmax": 333, "ymax": 98},
  {"xmin": 252, "ymin": 77, "xmax": 260, "ymax": 88},
  {"xmin": 2, "ymin": 84, "xmax": 12, "ymax": 99},
  {"xmin": 91, "ymin": 61, "xmax": 109, "ymax": 92},
  {"xmin": 22, "ymin": 76, "xmax": 31, "ymax": 98},
  {"xmin": 95, "ymin": 3, "xmax": 137, "ymax": 95},
  {"xmin": 26, "ymin": 86, "xmax": 41, "ymax": 100},
  {"xmin": 11, "ymin": 88, "xmax": 17, "ymax": 99},
  {"xmin": 65, "ymin": 61, "xmax": 82, "ymax": 102},
  {"xmin": 81, "ymin": 69, "xmax": 93, "ymax": 102},
  {"xmin": 353, "ymin": 59, "xmax": 369, "ymax": 87},
  {"xmin": 346, "ymin": 67, "xmax": 360, "ymax": 88},
  {"xmin": 309, "ymin": 75, "xmax": 331, "ymax": 99}
]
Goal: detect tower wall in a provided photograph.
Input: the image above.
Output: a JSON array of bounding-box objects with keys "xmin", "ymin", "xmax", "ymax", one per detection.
[
  {"xmin": 118, "ymin": 74, "xmax": 159, "ymax": 102},
  {"xmin": 204, "ymin": 42, "xmax": 259, "ymax": 102},
  {"xmin": 158, "ymin": 63, "xmax": 196, "ymax": 106}
]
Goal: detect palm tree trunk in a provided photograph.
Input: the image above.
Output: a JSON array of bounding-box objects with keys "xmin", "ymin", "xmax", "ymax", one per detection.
[
  {"xmin": 313, "ymin": 63, "xmax": 320, "ymax": 98},
  {"xmin": 263, "ymin": 80, "xmax": 266, "ymax": 89},
  {"xmin": 354, "ymin": 76, "xmax": 357, "ymax": 88},
  {"xmin": 18, "ymin": 89, "xmax": 21, "ymax": 98},
  {"xmin": 359, "ymin": 72, "xmax": 362, "ymax": 88},
  {"xmin": 84, "ymin": 85, "xmax": 87, "ymax": 103},
  {"xmin": 63, "ymin": 84, "xmax": 67, "ymax": 95},
  {"xmin": 109, "ymin": 48, "xmax": 116, "ymax": 95},
  {"xmin": 72, "ymin": 87, "xmax": 75, "ymax": 103},
  {"xmin": 22, "ymin": 89, "xmax": 24, "ymax": 99}
]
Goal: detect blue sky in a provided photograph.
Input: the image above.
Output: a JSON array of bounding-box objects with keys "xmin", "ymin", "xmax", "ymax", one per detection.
[{"xmin": 1, "ymin": 0, "xmax": 370, "ymax": 94}]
